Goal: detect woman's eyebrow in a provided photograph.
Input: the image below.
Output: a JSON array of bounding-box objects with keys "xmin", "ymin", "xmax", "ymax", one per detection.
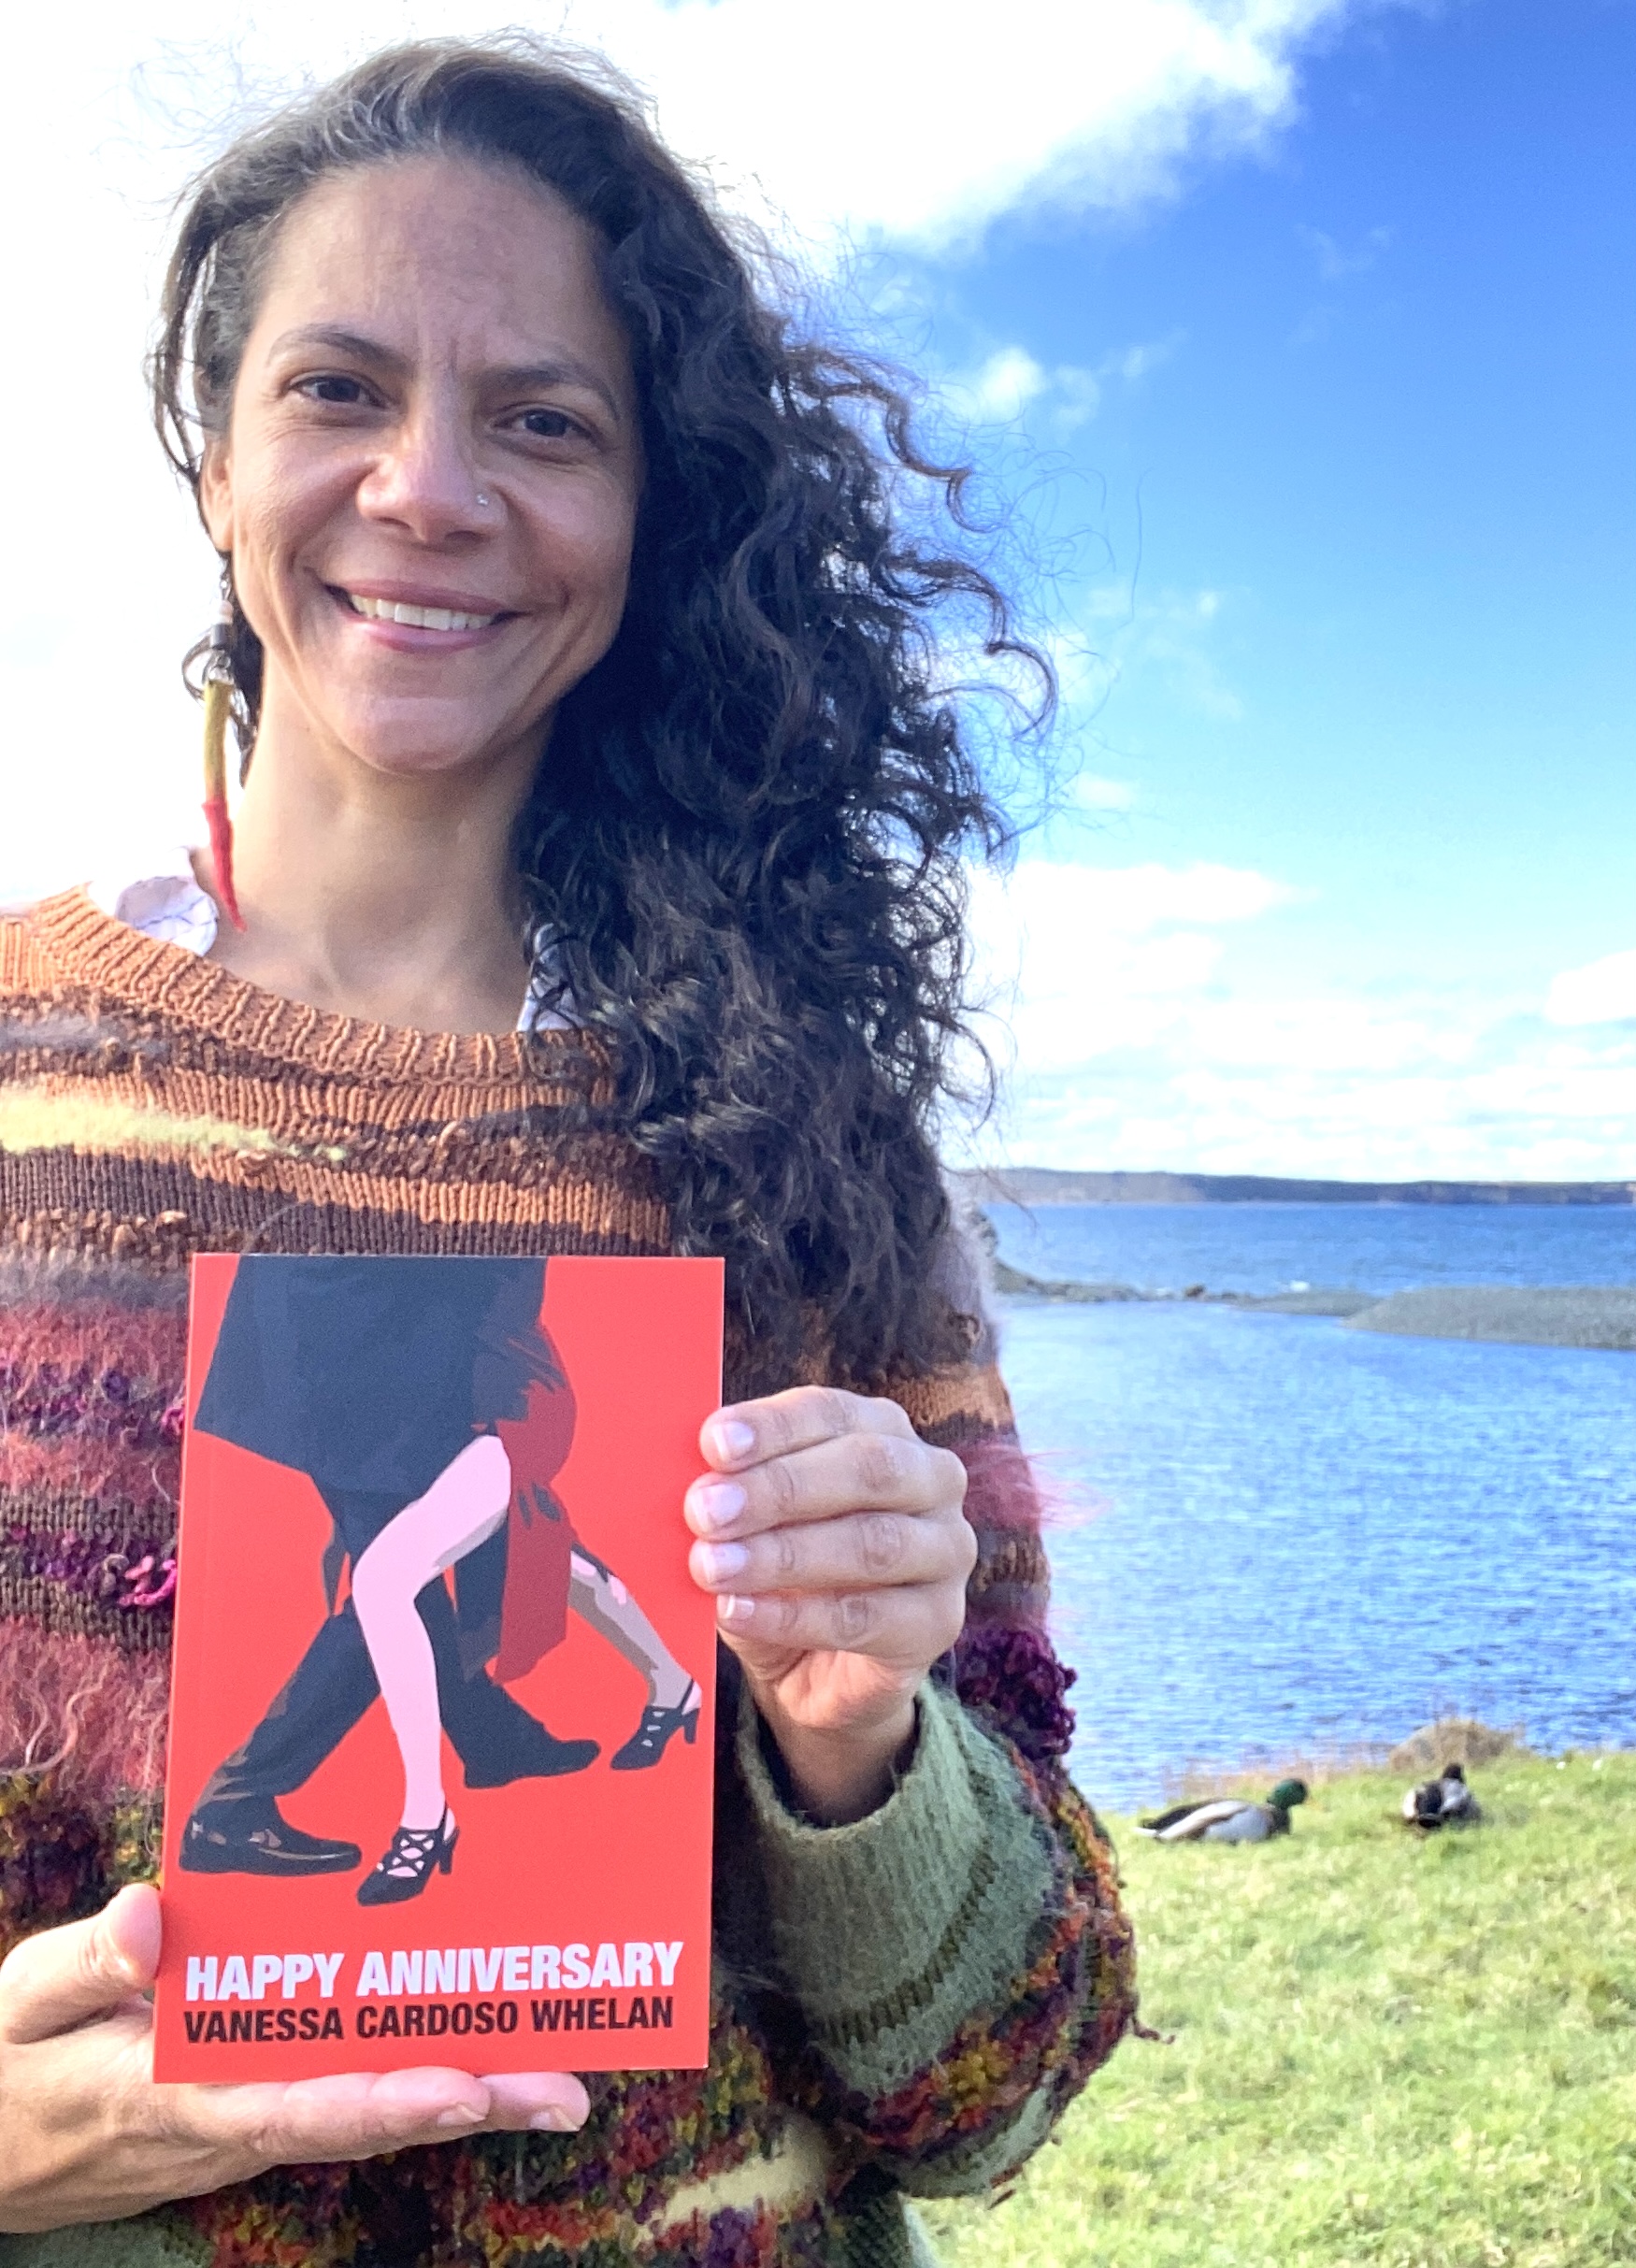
[
  {"xmin": 489, "ymin": 358, "xmax": 624, "ymax": 422},
  {"xmin": 267, "ymin": 323, "xmax": 407, "ymax": 373},
  {"xmin": 265, "ymin": 325, "xmax": 624, "ymax": 421}
]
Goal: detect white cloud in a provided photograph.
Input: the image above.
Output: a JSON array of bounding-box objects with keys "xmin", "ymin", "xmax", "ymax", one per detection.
[
  {"xmin": 964, "ymin": 856, "xmax": 1299, "ymax": 1073},
  {"xmin": 573, "ymin": 0, "xmax": 1352, "ymax": 252},
  {"xmin": 1544, "ymin": 949, "xmax": 1636, "ymax": 1027},
  {"xmin": 953, "ymin": 856, "xmax": 1636, "ymax": 1181},
  {"xmin": 945, "ymin": 348, "xmax": 1053, "ymax": 423},
  {"xmin": 1051, "ymin": 582, "xmax": 1241, "ymax": 724},
  {"xmin": 1106, "ymin": 337, "xmax": 1178, "ymax": 383},
  {"xmin": 1072, "ymin": 774, "xmax": 1139, "ymax": 812},
  {"xmin": 1296, "ymin": 222, "xmax": 1393, "ymax": 280},
  {"xmin": 940, "ymin": 330, "xmax": 1182, "ymax": 435}
]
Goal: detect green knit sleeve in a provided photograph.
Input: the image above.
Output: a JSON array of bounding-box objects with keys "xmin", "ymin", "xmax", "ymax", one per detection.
[
  {"xmin": 0, "ymin": 2226, "xmax": 208, "ymax": 2267},
  {"xmin": 735, "ymin": 1678, "xmax": 1137, "ymax": 2193}
]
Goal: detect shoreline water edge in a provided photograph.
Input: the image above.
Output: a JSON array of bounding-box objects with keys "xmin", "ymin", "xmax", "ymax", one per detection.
[
  {"xmin": 968, "ymin": 1207, "xmax": 1636, "ymax": 1348},
  {"xmin": 976, "ymin": 1198, "xmax": 1636, "ymax": 1797},
  {"xmin": 990, "ymin": 1262, "xmax": 1636, "ymax": 1350}
]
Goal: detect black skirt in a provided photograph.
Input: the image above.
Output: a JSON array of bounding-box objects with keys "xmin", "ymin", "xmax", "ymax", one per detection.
[{"xmin": 193, "ymin": 1256, "xmax": 558, "ymax": 1504}]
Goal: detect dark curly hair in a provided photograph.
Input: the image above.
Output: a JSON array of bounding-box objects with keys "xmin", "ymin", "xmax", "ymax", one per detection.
[{"xmin": 151, "ymin": 35, "xmax": 1047, "ymax": 1388}]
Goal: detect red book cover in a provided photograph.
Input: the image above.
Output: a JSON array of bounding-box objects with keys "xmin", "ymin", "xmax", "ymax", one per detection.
[{"xmin": 154, "ymin": 1255, "xmax": 723, "ymax": 2081}]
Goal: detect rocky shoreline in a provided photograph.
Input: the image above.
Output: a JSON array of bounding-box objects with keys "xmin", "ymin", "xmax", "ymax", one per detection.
[
  {"xmin": 955, "ymin": 1165, "xmax": 1636, "ymax": 1208},
  {"xmin": 990, "ymin": 1258, "xmax": 1636, "ymax": 1348},
  {"xmin": 1342, "ymin": 1284, "xmax": 1636, "ymax": 1349}
]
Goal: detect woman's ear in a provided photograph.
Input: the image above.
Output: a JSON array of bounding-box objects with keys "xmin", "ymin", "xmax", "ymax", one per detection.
[{"xmin": 197, "ymin": 438, "xmax": 235, "ymax": 553}]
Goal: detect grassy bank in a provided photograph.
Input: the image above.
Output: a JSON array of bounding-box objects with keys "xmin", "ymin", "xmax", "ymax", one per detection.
[{"xmin": 920, "ymin": 1750, "xmax": 1636, "ymax": 2267}]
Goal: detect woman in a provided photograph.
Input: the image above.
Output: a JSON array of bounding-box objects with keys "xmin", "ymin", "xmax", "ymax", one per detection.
[
  {"xmin": 182, "ymin": 1255, "xmax": 700, "ymax": 1904},
  {"xmin": 0, "ymin": 36, "xmax": 1135, "ymax": 2266}
]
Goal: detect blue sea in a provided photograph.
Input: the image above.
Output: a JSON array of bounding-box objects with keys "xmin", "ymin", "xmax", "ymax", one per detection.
[{"xmin": 989, "ymin": 1204, "xmax": 1636, "ymax": 1809}]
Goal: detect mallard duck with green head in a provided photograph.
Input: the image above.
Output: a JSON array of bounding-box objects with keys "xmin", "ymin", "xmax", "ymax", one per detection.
[{"xmin": 1137, "ymin": 1778, "xmax": 1309, "ymax": 1843}]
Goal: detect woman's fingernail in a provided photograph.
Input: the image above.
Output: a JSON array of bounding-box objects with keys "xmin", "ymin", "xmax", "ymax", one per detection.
[
  {"xmin": 529, "ymin": 2107, "xmax": 578, "ymax": 2132},
  {"xmin": 719, "ymin": 1594, "xmax": 755, "ymax": 1626},
  {"xmin": 696, "ymin": 1540, "xmax": 749, "ymax": 1586},
  {"xmin": 437, "ymin": 2103, "xmax": 485, "ymax": 2130},
  {"xmin": 691, "ymin": 1479, "xmax": 746, "ymax": 1532},
  {"xmin": 710, "ymin": 1419, "xmax": 756, "ymax": 1463}
]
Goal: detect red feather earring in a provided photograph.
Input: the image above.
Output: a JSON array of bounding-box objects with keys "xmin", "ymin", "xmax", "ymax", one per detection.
[{"xmin": 198, "ymin": 598, "xmax": 247, "ymax": 932}]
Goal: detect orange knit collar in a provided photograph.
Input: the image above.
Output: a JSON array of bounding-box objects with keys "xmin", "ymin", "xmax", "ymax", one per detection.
[{"xmin": 26, "ymin": 888, "xmax": 598, "ymax": 1094}]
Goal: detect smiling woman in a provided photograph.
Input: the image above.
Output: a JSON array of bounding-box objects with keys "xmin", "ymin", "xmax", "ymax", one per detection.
[{"xmin": 0, "ymin": 34, "xmax": 1136, "ymax": 2268}]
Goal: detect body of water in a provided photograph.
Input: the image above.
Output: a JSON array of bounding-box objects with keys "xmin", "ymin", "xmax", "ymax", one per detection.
[
  {"xmin": 988, "ymin": 1198, "xmax": 1636, "ymax": 1298},
  {"xmin": 991, "ymin": 1205, "xmax": 1636, "ymax": 1809}
]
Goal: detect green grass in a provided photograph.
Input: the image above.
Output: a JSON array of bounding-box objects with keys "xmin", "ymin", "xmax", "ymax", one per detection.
[{"xmin": 920, "ymin": 1752, "xmax": 1636, "ymax": 2268}]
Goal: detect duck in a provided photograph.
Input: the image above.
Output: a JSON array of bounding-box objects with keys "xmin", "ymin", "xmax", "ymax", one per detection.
[
  {"xmin": 1401, "ymin": 1760, "xmax": 1481, "ymax": 1829},
  {"xmin": 1137, "ymin": 1778, "xmax": 1309, "ymax": 1843}
]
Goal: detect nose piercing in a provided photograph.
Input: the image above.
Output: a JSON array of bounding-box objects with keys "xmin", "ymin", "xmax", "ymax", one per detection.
[{"xmin": 476, "ymin": 492, "xmax": 492, "ymax": 509}]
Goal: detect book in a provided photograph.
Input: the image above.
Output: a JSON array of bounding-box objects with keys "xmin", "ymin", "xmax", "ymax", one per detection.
[{"xmin": 154, "ymin": 1254, "xmax": 723, "ymax": 2081}]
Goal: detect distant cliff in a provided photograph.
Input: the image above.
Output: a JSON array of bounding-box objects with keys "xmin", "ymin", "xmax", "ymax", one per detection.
[{"xmin": 952, "ymin": 1168, "xmax": 1636, "ymax": 1207}]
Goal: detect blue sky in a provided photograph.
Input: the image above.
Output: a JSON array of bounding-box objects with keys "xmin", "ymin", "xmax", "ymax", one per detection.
[
  {"xmin": 3, "ymin": 0, "xmax": 1631, "ymax": 1175},
  {"xmin": 902, "ymin": 0, "xmax": 1636, "ymax": 1175},
  {"xmin": 981, "ymin": 0, "xmax": 1634, "ymax": 960}
]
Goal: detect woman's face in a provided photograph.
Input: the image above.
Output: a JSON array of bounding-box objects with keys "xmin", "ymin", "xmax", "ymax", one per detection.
[{"xmin": 200, "ymin": 155, "xmax": 641, "ymax": 785}]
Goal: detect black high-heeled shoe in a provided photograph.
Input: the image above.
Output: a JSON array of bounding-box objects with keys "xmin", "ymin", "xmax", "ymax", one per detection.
[
  {"xmin": 357, "ymin": 1808, "xmax": 458, "ymax": 1904},
  {"xmin": 610, "ymin": 1682, "xmax": 702, "ymax": 1771}
]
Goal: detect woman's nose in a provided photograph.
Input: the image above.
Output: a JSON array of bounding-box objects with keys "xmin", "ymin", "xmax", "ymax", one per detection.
[{"xmin": 355, "ymin": 406, "xmax": 490, "ymax": 543}]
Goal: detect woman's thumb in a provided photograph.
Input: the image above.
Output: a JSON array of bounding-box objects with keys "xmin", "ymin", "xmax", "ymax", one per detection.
[{"xmin": 0, "ymin": 1884, "xmax": 162, "ymax": 2046}]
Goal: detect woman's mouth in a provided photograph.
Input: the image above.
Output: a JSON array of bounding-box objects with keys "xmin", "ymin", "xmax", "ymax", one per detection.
[{"xmin": 340, "ymin": 589, "xmax": 505, "ymax": 633}]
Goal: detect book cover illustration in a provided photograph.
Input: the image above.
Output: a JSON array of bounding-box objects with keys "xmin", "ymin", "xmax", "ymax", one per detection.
[{"xmin": 155, "ymin": 1254, "xmax": 723, "ymax": 2081}]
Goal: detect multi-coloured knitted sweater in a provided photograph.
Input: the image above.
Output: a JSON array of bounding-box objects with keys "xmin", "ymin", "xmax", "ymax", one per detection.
[{"xmin": 0, "ymin": 888, "xmax": 1137, "ymax": 2268}]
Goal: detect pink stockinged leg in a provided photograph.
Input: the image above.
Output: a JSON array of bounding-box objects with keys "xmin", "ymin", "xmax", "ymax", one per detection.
[
  {"xmin": 352, "ymin": 1432, "xmax": 512, "ymax": 1831},
  {"xmin": 568, "ymin": 1553, "xmax": 693, "ymax": 1707}
]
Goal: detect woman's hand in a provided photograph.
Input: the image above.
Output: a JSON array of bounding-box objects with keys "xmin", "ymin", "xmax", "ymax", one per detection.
[
  {"xmin": 686, "ymin": 1387, "xmax": 974, "ymax": 1825},
  {"xmin": 0, "ymin": 1887, "xmax": 588, "ymax": 2234}
]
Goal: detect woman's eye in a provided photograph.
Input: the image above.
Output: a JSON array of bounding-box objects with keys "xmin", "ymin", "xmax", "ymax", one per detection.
[
  {"xmin": 515, "ymin": 408, "xmax": 577, "ymax": 440},
  {"xmin": 299, "ymin": 375, "xmax": 369, "ymax": 406}
]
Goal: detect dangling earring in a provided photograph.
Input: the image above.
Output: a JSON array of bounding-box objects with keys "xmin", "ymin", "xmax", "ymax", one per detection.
[{"xmin": 194, "ymin": 597, "xmax": 247, "ymax": 933}]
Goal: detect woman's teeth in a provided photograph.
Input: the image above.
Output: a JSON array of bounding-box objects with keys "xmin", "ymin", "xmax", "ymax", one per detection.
[{"xmin": 346, "ymin": 593, "xmax": 499, "ymax": 631}]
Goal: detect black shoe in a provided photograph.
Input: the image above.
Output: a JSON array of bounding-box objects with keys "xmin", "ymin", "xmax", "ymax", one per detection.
[
  {"xmin": 180, "ymin": 1799, "xmax": 362, "ymax": 1876},
  {"xmin": 357, "ymin": 1809, "xmax": 458, "ymax": 1905},
  {"xmin": 463, "ymin": 1730, "xmax": 600, "ymax": 1789},
  {"xmin": 610, "ymin": 1683, "xmax": 702, "ymax": 1771}
]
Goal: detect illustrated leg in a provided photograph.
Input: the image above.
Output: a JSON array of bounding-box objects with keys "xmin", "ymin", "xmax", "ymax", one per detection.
[
  {"xmin": 568, "ymin": 1552, "xmax": 693, "ymax": 1707},
  {"xmin": 193, "ymin": 1579, "xmax": 588, "ymax": 1806},
  {"xmin": 180, "ymin": 1473, "xmax": 574, "ymax": 1876},
  {"xmin": 352, "ymin": 1433, "xmax": 511, "ymax": 1830},
  {"xmin": 193, "ymin": 1601, "xmax": 381, "ymax": 1811},
  {"xmin": 572, "ymin": 1551, "xmax": 702, "ymax": 1773}
]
